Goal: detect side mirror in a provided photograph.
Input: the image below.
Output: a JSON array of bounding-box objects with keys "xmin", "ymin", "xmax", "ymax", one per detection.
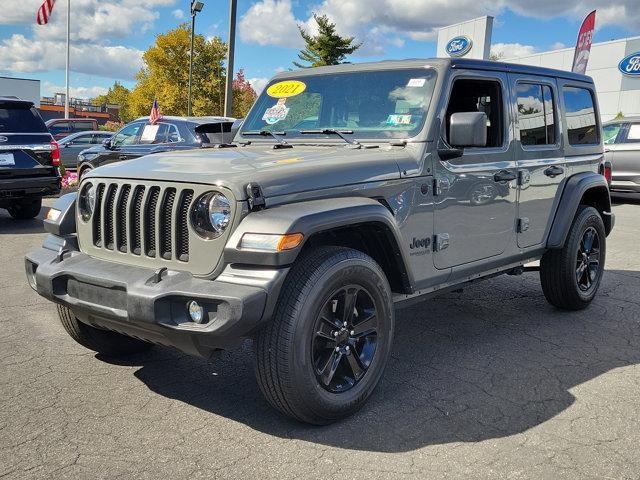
[
  {"xmin": 449, "ymin": 112, "xmax": 487, "ymax": 148},
  {"xmin": 102, "ymin": 138, "xmax": 112, "ymax": 149}
]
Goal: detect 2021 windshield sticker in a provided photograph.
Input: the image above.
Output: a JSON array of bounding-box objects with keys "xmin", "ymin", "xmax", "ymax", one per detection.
[
  {"xmin": 266, "ymin": 80, "xmax": 307, "ymax": 98},
  {"xmin": 262, "ymin": 98, "xmax": 290, "ymax": 125}
]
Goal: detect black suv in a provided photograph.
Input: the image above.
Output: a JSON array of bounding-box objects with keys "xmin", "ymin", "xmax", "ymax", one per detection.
[{"xmin": 0, "ymin": 98, "xmax": 60, "ymax": 220}]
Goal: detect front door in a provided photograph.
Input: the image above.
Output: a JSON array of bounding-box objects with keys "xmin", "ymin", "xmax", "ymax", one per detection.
[
  {"xmin": 510, "ymin": 75, "xmax": 565, "ymax": 248},
  {"xmin": 433, "ymin": 71, "xmax": 518, "ymax": 270}
]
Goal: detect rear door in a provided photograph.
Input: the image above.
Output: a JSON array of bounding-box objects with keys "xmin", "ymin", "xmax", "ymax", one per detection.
[
  {"xmin": 509, "ymin": 74, "xmax": 565, "ymax": 248},
  {"xmin": 0, "ymin": 101, "xmax": 57, "ymax": 182}
]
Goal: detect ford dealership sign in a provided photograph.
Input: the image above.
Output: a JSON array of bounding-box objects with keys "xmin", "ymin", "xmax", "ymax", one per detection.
[
  {"xmin": 446, "ymin": 36, "xmax": 473, "ymax": 57},
  {"xmin": 618, "ymin": 52, "xmax": 640, "ymax": 76}
]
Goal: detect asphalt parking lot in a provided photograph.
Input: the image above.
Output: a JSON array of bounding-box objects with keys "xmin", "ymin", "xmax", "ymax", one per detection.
[{"xmin": 1, "ymin": 198, "xmax": 639, "ymax": 479}]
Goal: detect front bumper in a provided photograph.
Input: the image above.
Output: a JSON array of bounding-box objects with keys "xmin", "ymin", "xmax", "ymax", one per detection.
[{"xmin": 25, "ymin": 235, "xmax": 288, "ymax": 358}]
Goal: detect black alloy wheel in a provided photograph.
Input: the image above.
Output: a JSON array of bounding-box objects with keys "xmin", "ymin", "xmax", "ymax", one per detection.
[
  {"xmin": 576, "ymin": 226, "xmax": 601, "ymax": 292},
  {"xmin": 312, "ymin": 285, "xmax": 379, "ymax": 393}
]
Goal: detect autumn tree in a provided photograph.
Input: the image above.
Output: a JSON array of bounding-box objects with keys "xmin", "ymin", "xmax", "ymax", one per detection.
[
  {"xmin": 128, "ymin": 24, "xmax": 227, "ymax": 118},
  {"xmin": 294, "ymin": 14, "xmax": 361, "ymax": 68},
  {"xmin": 232, "ymin": 69, "xmax": 257, "ymax": 118},
  {"xmin": 93, "ymin": 82, "xmax": 133, "ymax": 122}
]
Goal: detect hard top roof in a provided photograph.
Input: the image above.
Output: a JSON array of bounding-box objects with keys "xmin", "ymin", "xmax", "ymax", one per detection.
[
  {"xmin": 271, "ymin": 57, "xmax": 594, "ymax": 84},
  {"xmin": 133, "ymin": 115, "xmax": 235, "ymax": 124}
]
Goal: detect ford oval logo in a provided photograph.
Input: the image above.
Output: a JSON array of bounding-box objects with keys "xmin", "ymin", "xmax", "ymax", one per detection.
[
  {"xmin": 446, "ymin": 36, "xmax": 473, "ymax": 57},
  {"xmin": 0, "ymin": 136, "xmax": 7, "ymax": 143},
  {"xmin": 618, "ymin": 52, "xmax": 640, "ymax": 76}
]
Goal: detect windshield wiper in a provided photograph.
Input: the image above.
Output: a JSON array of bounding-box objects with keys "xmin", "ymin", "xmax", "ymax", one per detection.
[
  {"xmin": 242, "ymin": 130, "xmax": 292, "ymax": 149},
  {"xmin": 299, "ymin": 129, "xmax": 361, "ymax": 147}
]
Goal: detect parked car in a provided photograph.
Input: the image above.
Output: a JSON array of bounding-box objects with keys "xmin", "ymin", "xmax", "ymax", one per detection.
[
  {"xmin": 76, "ymin": 116, "xmax": 236, "ymax": 178},
  {"xmin": 27, "ymin": 59, "xmax": 613, "ymax": 424},
  {"xmin": 0, "ymin": 97, "xmax": 60, "ymax": 219},
  {"xmin": 57, "ymin": 131, "xmax": 112, "ymax": 170},
  {"xmin": 46, "ymin": 118, "xmax": 99, "ymax": 140},
  {"xmin": 603, "ymin": 117, "xmax": 640, "ymax": 199}
]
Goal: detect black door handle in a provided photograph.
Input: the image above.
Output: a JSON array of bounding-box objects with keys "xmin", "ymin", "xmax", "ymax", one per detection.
[
  {"xmin": 544, "ymin": 166, "xmax": 564, "ymax": 178},
  {"xmin": 493, "ymin": 170, "xmax": 517, "ymax": 182},
  {"xmin": 118, "ymin": 155, "xmax": 128, "ymax": 160}
]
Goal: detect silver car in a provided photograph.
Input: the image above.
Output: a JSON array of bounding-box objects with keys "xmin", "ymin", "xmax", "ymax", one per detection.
[
  {"xmin": 604, "ymin": 118, "xmax": 640, "ymax": 198},
  {"xmin": 57, "ymin": 130, "xmax": 112, "ymax": 170}
]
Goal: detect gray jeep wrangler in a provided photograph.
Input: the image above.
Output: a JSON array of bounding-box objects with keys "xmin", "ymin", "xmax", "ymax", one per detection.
[{"xmin": 26, "ymin": 58, "xmax": 614, "ymax": 424}]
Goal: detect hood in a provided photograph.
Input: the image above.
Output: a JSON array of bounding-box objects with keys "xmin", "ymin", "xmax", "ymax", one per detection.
[{"xmin": 85, "ymin": 143, "xmax": 419, "ymax": 200}]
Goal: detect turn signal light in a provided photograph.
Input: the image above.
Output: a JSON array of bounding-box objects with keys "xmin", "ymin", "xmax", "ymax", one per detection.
[
  {"xmin": 51, "ymin": 139, "xmax": 60, "ymax": 167},
  {"xmin": 603, "ymin": 164, "xmax": 612, "ymax": 186},
  {"xmin": 240, "ymin": 233, "xmax": 304, "ymax": 252}
]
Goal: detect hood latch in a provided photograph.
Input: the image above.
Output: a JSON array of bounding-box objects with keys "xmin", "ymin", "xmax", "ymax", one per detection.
[{"xmin": 246, "ymin": 183, "xmax": 266, "ymax": 211}]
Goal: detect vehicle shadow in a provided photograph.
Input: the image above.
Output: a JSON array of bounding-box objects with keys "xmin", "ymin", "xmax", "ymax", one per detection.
[
  {"xmin": 0, "ymin": 205, "xmax": 49, "ymax": 234},
  {"xmin": 100, "ymin": 268, "xmax": 640, "ymax": 453}
]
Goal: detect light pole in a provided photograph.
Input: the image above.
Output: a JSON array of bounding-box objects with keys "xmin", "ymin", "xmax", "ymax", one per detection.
[
  {"xmin": 223, "ymin": 0, "xmax": 237, "ymax": 118},
  {"xmin": 188, "ymin": 0, "xmax": 204, "ymax": 117}
]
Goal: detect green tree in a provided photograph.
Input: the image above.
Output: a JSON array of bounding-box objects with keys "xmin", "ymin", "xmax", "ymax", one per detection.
[
  {"xmin": 93, "ymin": 82, "xmax": 132, "ymax": 122},
  {"xmin": 128, "ymin": 24, "xmax": 227, "ymax": 118},
  {"xmin": 294, "ymin": 14, "xmax": 361, "ymax": 68}
]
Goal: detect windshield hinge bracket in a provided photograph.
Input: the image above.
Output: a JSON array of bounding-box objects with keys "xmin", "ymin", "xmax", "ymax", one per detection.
[{"xmin": 246, "ymin": 183, "xmax": 266, "ymax": 211}]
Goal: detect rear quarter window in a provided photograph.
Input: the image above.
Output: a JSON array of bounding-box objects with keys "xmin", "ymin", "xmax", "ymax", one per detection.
[
  {"xmin": 0, "ymin": 106, "xmax": 48, "ymax": 133},
  {"xmin": 563, "ymin": 86, "xmax": 599, "ymax": 145}
]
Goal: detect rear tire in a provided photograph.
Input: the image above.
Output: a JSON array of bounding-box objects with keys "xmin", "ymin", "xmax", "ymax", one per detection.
[
  {"xmin": 540, "ymin": 205, "xmax": 606, "ymax": 310},
  {"xmin": 7, "ymin": 198, "xmax": 41, "ymax": 220},
  {"xmin": 57, "ymin": 304, "xmax": 154, "ymax": 357},
  {"xmin": 255, "ymin": 246, "xmax": 394, "ymax": 425}
]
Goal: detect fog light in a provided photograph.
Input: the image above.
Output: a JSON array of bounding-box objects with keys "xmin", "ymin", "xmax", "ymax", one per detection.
[{"xmin": 187, "ymin": 300, "xmax": 205, "ymax": 324}]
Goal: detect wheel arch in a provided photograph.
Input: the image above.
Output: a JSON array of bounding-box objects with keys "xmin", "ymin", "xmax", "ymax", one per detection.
[
  {"xmin": 547, "ymin": 172, "xmax": 613, "ymax": 249},
  {"xmin": 224, "ymin": 197, "xmax": 414, "ymax": 294}
]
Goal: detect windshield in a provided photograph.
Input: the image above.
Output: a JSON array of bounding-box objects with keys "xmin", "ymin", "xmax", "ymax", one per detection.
[{"xmin": 240, "ymin": 68, "xmax": 437, "ymax": 140}]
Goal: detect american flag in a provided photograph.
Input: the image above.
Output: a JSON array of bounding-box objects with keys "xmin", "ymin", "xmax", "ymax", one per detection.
[
  {"xmin": 36, "ymin": 0, "xmax": 56, "ymax": 25},
  {"xmin": 149, "ymin": 99, "xmax": 161, "ymax": 125}
]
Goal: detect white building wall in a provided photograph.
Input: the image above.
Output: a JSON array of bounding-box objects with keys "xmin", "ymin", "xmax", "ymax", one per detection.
[
  {"xmin": 506, "ymin": 36, "xmax": 640, "ymax": 122},
  {"xmin": 0, "ymin": 77, "xmax": 41, "ymax": 106}
]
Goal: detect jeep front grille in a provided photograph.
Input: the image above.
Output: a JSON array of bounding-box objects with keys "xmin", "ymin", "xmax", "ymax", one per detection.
[
  {"xmin": 90, "ymin": 181, "xmax": 194, "ymax": 262},
  {"xmin": 77, "ymin": 178, "xmax": 239, "ymax": 277}
]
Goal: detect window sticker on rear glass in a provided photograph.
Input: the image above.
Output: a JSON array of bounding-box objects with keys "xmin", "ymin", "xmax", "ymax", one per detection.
[
  {"xmin": 407, "ymin": 78, "xmax": 426, "ymax": 87},
  {"xmin": 266, "ymin": 80, "xmax": 306, "ymax": 98},
  {"xmin": 262, "ymin": 98, "xmax": 290, "ymax": 125},
  {"xmin": 386, "ymin": 114, "xmax": 412, "ymax": 126},
  {"xmin": 140, "ymin": 124, "xmax": 160, "ymax": 142}
]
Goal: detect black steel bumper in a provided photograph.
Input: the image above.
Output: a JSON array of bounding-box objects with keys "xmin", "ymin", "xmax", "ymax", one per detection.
[
  {"xmin": 0, "ymin": 175, "xmax": 61, "ymax": 203},
  {"xmin": 25, "ymin": 235, "xmax": 288, "ymax": 358}
]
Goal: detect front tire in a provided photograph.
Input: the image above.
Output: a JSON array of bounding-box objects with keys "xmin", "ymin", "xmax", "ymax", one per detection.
[
  {"xmin": 255, "ymin": 246, "xmax": 394, "ymax": 424},
  {"xmin": 540, "ymin": 205, "xmax": 606, "ymax": 310},
  {"xmin": 57, "ymin": 304, "xmax": 154, "ymax": 357},
  {"xmin": 7, "ymin": 198, "xmax": 41, "ymax": 219}
]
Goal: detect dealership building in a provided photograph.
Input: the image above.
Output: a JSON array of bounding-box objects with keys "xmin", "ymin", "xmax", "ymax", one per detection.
[{"xmin": 437, "ymin": 17, "xmax": 640, "ymax": 121}]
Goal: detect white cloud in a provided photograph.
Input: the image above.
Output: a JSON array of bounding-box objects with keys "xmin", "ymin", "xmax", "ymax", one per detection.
[
  {"xmin": 172, "ymin": 9, "xmax": 185, "ymax": 19},
  {"xmin": 42, "ymin": 81, "xmax": 108, "ymax": 99},
  {"xmin": 491, "ymin": 42, "xmax": 538, "ymax": 59},
  {"xmin": 239, "ymin": 0, "xmax": 302, "ymax": 48},
  {"xmin": 247, "ymin": 77, "xmax": 269, "ymax": 94},
  {"xmin": 551, "ymin": 42, "xmax": 567, "ymax": 50},
  {"xmin": 0, "ymin": 34, "xmax": 143, "ymax": 79}
]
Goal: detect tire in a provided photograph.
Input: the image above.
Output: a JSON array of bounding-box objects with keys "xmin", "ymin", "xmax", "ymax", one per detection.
[
  {"xmin": 56, "ymin": 304, "xmax": 154, "ymax": 357},
  {"xmin": 540, "ymin": 205, "xmax": 606, "ymax": 310},
  {"xmin": 255, "ymin": 246, "xmax": 394, "ymax": 425},
  {"xmin": 7, "ymin": 198, "xmax": 42, "ymax": 220}
]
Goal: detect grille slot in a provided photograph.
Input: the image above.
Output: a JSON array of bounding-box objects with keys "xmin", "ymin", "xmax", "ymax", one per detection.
[
  {"xmin": 176, "ymin": 190, "xmax": 193, "ymax": 262},
  {"xmin": 159, "ymin": 188, "xmax": 176, "ymax": 260},
  {"xmin": 116, "ymin": 184, "xmax": 131, "ymax": 252},
  {"xmin": 83, "ymin": 181, "xmax": 204, "ymax": 270},
  {"xmin": 145, "ymin": 187, "xmax": 160, "ymax": 257},
  {"xmin": 103, "ymin": 184, "xmax": 117, "ymax": 250}
]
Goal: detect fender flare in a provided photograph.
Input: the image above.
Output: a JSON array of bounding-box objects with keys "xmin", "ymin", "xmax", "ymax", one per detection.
[
  {"xmin": 547, "ymin": 172, "xmax": 613, "ymax": 249},
  {"xmin": 224, "ymin": 196, "xmax": 412, "ymax": 282}
]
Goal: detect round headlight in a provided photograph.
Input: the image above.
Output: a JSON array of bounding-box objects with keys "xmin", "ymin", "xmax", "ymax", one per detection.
[
  {"xmin": 190, "ymin": 191, "xmax": 232, "ymax": 239},
  {"xmin": 78, "ymin": 182, "xmax": 96, "ymax": 221}
]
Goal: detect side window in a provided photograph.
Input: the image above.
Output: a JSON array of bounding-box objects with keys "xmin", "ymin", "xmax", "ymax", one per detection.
[
  {"xmin": 111, "ymin": 122, "xmax": 143, "ymax": 147},
  {"xmin": 49, "ymin": 121, "xmax": 70, "ymax": 135},
  {"xmin": 75, "ymin": 121, "xmax": 94, "ymax": 130},
  {"xmin": 445, "ymin": 78, "xmax": 504, "ymax": 148},
  {"xmin": 167, "ymin": 124, "xmax": 181, "ymax": 143},
  {"xmin": 603, "ymin": 123, "xmax": 623, "ymax": 145},
  {"xmin": 71, "ymin": 134, "xmax": 93, "ymax": 145},
  {"xmin": 625, "ymin": 124, "xmax": 640, "ymax": 143},
  {"xmin": 516, "ymin": 83, "xmax": 556, "ymax": 146},
  {"xmin": 563, "ymin": 86, "xmax": 598, "ymax": 145}
]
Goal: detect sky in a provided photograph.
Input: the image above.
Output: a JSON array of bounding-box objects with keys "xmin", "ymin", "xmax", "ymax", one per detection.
[{"xmin": 0, "ymin": 0, "xmax": 638, "ymax": 100}]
